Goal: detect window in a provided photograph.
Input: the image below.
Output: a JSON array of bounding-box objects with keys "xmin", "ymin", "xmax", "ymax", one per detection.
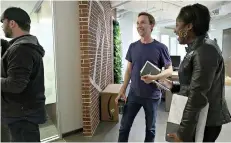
[
  {"xmin": 30, "ymin": 1, "xmax": 59, "ymax": 140},
  {"xmin": 177, "ymin": 44, "xmax": 186, "ymax": 60},
  {"xmin": 153, "ymin": 35, "xmax": 160, "ymax": 41},
  {"xmin": 161, "ymin": 35, "xmax": 169, "ymax": 50},
  {"xmin": 170, "ymin": 37, "xmax": 177, "ymax": 55}
]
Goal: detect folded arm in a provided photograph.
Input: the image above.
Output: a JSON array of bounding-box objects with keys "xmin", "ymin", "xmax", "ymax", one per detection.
[{"xmin": 1, "ymin": 45, "xmax": 33, "ymax": 93}]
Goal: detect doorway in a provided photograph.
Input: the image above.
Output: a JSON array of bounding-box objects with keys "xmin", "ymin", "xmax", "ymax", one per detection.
[{"xmin": 222, "ymin": 28, "xmax": 231, "ymax": 77}]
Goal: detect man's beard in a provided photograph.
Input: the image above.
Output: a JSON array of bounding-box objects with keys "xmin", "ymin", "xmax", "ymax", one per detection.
[{"xmin": 4, "ymin": 25, "xmax": 13, "ymax": 38}]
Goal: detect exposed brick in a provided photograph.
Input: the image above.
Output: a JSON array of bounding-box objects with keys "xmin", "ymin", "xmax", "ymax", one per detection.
[
  {"xmin": 83, "ymin": 125, "xmax": 91, "ymax": 130},
  {"xmin": 79, "ymin": 4, "xmax": 88, "ymax": 9},
  {"xmin": 81, "ymin": 25, "xmax": 88, "ymax": 29},
  {"xmin": 80, "ymin": 18, "xmax": 88, "ymax": 22},
  {"xmin": 81, "ymin": 63, "xmax": 90, "ymax": 68},
  {"xmin": 82, "ymin": 34, "xmax": 88, "ymax": 39},
  {"xmin": 81, "ymin": 42, "xmax": 89, "ymax": 47},
  {"xmin": 83, "ymin": 97, "xmax": 91, "ymax": 101},
  {"xmin": 81, "ymin": 1, "xmax": 88, "ymax": 5},
  {"xmin": 80, "ymin": 13, "xmax": 88, "ymax": 17},
  {"xmin": 83, "ymin": 121, "xmax": 91, "ymax": 126},
  {"xmin": 83, "ymin": 132, "xmax": 92, "ymax": 137},
  {"xmin": 83, "ymin": 117, "xmax": 91, "ymax": 122},
  {"xmin": 80, "ymin": 30, "xmax": 88, "ymax": 35},
  {"xmin": 80, "ymin": 22, "xmax": 88, "ymax": 26},
  {"xmin": 79, "ymin": 1, "xmax": 113, "ymax": 136},
  {"xmin": 82, "ymin": 94, "xmax": 90, "ymax": 98}
]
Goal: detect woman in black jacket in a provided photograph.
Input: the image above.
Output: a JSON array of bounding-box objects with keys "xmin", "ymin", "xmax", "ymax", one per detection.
[{"xmin": 161, "ymin": 3, "xmax": 231, "ymax": 142}]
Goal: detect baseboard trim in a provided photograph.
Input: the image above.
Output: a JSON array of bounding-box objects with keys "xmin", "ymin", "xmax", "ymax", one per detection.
[{"xmin": 62, "ymin": 128, "xmax": 83, "ymax": 138}]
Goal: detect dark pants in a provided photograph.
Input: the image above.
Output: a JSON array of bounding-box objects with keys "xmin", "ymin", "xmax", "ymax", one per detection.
[
  {"xmin": 7, "ymin": 120, "xmax": 40, "ymax": 142},
  {"xmin": 193, "ymin": 126, "xmax": 222, "ymax": 142},
  {"xmin": 1, "ymin": 123, "xmax": 11, "ymax": 142},
  {"xmin": 118, "ymin": 91, "xmax": 161, "ymax": 142}
]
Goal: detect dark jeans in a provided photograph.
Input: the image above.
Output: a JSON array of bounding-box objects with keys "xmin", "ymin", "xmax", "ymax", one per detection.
[
  {"xmin": 193, "ymin": 126, "xmax": 222, "ymax": 142},
  {"xmin": 118, "ymin": 91, "xmax": 161, "ymax": 142},
  {"xmin": 7, "ymin": 120, "xmax": 40, "ymax": 142}
]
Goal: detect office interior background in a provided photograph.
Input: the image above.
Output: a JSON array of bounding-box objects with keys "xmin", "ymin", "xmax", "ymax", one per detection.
[{"xmin": 1, "ymin": 0, "xmax": 231, "ymax": 142}]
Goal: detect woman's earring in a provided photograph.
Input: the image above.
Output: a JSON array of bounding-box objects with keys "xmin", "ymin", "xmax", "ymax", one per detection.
[
  {"xmin": 182, "ymin": 30, "xmax": 188, "ymax": 38},
  {"xmin": 179, "ymin": 29, "xmax": 188, "ymax": 38}
]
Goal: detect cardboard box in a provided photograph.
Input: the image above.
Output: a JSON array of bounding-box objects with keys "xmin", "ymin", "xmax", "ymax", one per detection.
[
  {"xmin": 225, "ymin": 76, "xmax": 231, "ymax": 86},
  {"xmin": 100, "ymin": 84, "xmax": 122, "ymax": 122}
]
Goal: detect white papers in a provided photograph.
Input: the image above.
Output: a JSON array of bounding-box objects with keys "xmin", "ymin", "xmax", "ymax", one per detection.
[
  {"xmin": 167, "ymin": 94, "xmax": 209, "ymax": 142},
  {"xmin": 168, "ymin": 94, "xmax": 188, "ymax": 124}
]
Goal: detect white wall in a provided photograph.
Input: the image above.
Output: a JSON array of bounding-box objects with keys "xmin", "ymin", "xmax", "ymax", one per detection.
[
  {"xmin": 209, "ymin": 17, "xmax": 231, "ymax": 50},
  {"xmin": 52, "ymin": 1, "xmax": 82, "ymax": 134},
  {"xmin": 132, "ymin": 12, "xmax": 140, "ymax": 42},
  {"xmin": 209, "ymin": 29, "xmax": 223, "ymax": 50}
]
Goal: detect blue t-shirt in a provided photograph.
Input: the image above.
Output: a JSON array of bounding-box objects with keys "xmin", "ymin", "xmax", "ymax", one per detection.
[{"xmin": 126, "ymin": 40, "xmax": 172, "ymax": 99}]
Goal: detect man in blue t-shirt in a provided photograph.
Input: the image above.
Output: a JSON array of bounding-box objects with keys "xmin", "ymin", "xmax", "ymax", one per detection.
[{"xmin": 115, "ymin": 12, "xmax": 173, "ymax": 142}]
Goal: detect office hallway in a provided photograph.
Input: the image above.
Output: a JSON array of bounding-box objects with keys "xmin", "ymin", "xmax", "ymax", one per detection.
[{"xmin": 58, "ymin": 86, "xmax": 231, "ymax": 142}]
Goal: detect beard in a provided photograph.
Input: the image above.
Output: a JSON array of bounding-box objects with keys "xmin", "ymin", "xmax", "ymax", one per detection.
[{"xmin": 3, "ymin": 25, "xmax": 13, "ymax": 38}]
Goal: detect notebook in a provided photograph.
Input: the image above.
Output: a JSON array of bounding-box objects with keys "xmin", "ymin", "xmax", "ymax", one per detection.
[
  {"xmin": 140, "ymin": 61, "xmax": 161, "ymax": 76},
  {"xmin": 140, "ymin": 61, "xmax": 170, "ymax": 91}
]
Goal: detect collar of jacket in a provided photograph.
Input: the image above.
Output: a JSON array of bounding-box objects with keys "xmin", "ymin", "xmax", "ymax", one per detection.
[
  {"xmin": 9, "ymin": 34, "xmax": 31, "ymax": 45},
  {"xmin": 185, "ymin": 34, "xmax": 208, "ymax": 53}
]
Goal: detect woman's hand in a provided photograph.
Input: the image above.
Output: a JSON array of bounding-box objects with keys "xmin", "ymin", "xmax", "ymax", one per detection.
[
  {"xmin": 159, "ymin": 79, "xmax": 173, "ymax": 89},
  {"xmin": 168, "ymin": 133, "xmax": 183, "ymax": 142},
  {"xmin": 141, "ymin": 74, "xmax": 158, "ymax": 84}
]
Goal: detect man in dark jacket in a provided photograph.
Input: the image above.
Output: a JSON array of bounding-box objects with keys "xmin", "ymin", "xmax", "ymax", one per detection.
[
  {"xmin": 1, "ymin": 7, "xmax": 46, "ymax": 142},
  {"xmin": 1, "ymin": 38, "xmax": 10, "ymax": 142},
  {"xmin": 1, "ymin": 38, "xmax": 10, "ymax": 56}
]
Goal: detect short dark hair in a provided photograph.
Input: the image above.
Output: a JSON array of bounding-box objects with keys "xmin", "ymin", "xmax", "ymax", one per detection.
[
  {"xmin": 177, "ymin": 3, "xmax": 210, "ymax": 36},
  {"xmin": 1, "ymin": 7, "xmax": 31, "ymax": 32},
  {"xmin": 138, "ymin": 12, "xmax": 155, "ymax": 25}
]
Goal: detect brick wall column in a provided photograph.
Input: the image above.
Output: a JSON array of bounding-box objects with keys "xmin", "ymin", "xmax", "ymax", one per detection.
[
  {"xmin": 79, "ymin": 1, "xmax": 113, "ymax": 136},
  {"xmin": 79, "ymin": 1, "xmax": 92, "ymax": 136}
]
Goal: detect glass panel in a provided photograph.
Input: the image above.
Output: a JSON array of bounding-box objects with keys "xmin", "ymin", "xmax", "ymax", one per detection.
[
  {"xmin": 222, "ymin": 28, "xmax": 231, "ymax": 77},
  {"xmin": 30, "ymin": 1, "xmax": 59, "ymax": 141}
]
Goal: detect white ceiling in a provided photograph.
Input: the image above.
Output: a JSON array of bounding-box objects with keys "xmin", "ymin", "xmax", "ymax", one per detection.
[
  {"xmin": 112, "ymin": 1, "xmax": 231, "ymax": 27},
  {"xmin": 1, "ymin": 1, "xmax": 230, "ymax": 29},
  {"xmin": 1, "ymin": 0, "xmax": 38, "ymax": 15}
]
